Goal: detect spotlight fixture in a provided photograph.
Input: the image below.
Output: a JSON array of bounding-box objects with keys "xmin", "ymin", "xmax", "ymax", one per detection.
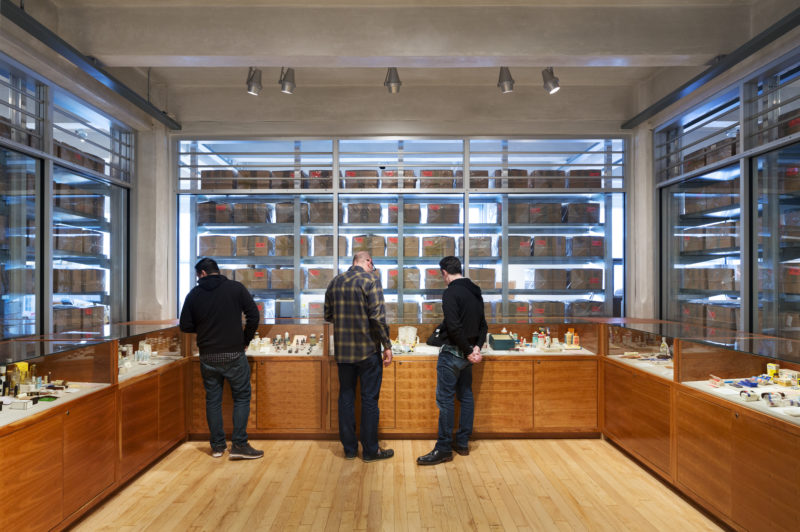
[
  {"xmin": 384, "ymin": 67, "xmax": 402, "ymax": 94},
  {"xmin": 279, "ymin": 67, "xmax": 296, "ymax": 94},
  {"xmin": 542, "ymin": 67, "xmax": 560, "ymax": 94},
  {"xmin": 497, "ymin": 67, "xmax": 515, "ymax": 94},
  {"xmin": 76, "ymin": 129, "xmax": 89, "ymax": 142},
  {"xmin": 246, "ymin": 67, "xmax": 262, "ymax": 96}
]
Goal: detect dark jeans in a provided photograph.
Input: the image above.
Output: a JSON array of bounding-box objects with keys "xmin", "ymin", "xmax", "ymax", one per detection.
[
  {"xmin": 435, "ymin": 350, "xmax": 474, "ymax": 453},
  {"xmin": 200, "ymin": 354, "xmax": 251, "ymax": 449},
  {"xmin": 337, "ymin": 352, "xmax": 383, "ymax": 456}
]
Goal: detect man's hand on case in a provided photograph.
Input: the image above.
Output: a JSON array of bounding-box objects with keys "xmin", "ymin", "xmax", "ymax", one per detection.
[
  {"xmin": 383, "ymin": 348, "xmax": 393, "ymax": 366},
  {"xmin": 468, "ymin": 346, "xmax": 482, "ymax": 364}
]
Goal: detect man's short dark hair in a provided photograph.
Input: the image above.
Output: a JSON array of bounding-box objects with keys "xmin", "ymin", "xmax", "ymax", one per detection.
[
  {"xmin": 439, "ymin": 256, "xmax": 462, "ymax": 275},
  {"xmin": 195, "ymin": 257, "xmax": 220, "ymax": 275}
]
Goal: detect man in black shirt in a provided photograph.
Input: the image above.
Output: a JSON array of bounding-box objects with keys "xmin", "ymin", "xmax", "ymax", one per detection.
[
  {"xmin": 179, "ymin": 258, "xmax": 263, "ymax": 460},
  {"xmin": 417, "ymin": 256, "xmax": 487, "ymax": 466}
]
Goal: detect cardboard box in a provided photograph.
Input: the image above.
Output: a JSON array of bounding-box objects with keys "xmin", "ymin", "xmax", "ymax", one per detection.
[
  {"xmin": 564, "ymin": 203, "xmax": 600, "ymax": 223},
  {"xmin": 385, "ymin": 302, "xmax": 420, "ymax": 321},
  {"xmin": 532, "ymin": 269, "xmax": 568, "ymax": 290},
  {"xmin": 421, "ymin": 300, "xmax": 443, "ymax": 321},
  {"xmin": 270, "ymin": 268, "xmax": 296, "ymax": 290},
  {"xmin": 220, "ymin": 268, "xmax": 236, "ymax": 281},
  {"xmin": 232, "ymin": 203, "xmax": 269, "ymax": 223},
  {"xmin": 680, "ymin": 302, "xmax": 706, "ymax": 325},
  {"xmin": 506, "ymin": 301, "xmax": 530, "ymax": 318},
  {"xmin": 302, "ymin": 170, "xmax": 337, "ymax": 189},
  {"xmin": 682, "ymin": 147, "xmax": 706, "ymax": 173},
  {"xmin": 421, "ymin": 236, "xmax": 456, "ymax": 257},
  {"xmin": 705, "ymin": 180, "xmax": 737, "ymax": 210},
  {"xmin": 706, "ymin": 137, "xmax": 737, "ymax": 164},
  {"xmin": 568, "ymin": 169, "xmax": 602, "ymax": 188},
  {"xmin": 419, "ymin": 169, "xmax": 454, "ymax": 189},
  {"xmin": 571, "ymin": 236, "xmax": 605, "ymax": 257},
  {"xmin": 82, "ymin": 305, "xmax": 105, "ymax": 331},
  {"xmin": 386, "ymin": 236, "xmax": 420, "ymax": 257},
  {"xmin": 529, "ymin": 203, "xmax": 562, "ymax": 223},
  {"xmin": 274, "ymin": 235, "xmax": 310, "ymax": 257},
  {"xmin": 313, "ymin": 235, "xmax": 346, "ymax": 256},
  {"xmin": 200, "ymin": 169, "xmax": 235, "ymax": 190},
  {"xmin": 426, "ymin": 204, "xmax": 460, "ymax": 224},
  {"xmin": 380, "ymin": 169, "xmax": 418, "ymax": 189},
  {"xmin": 197, "ymin": 202, "xmax": 233, "ymax": 224},
  {"xmin": 470, "ymin": 268, "xmax": 496, "ymax": 291},
  {"xmin": 532, "ymin": 236, "xmax": 567, "ymax": 257},
  {"xmin": 567, "ymin": 301, "xmax": 606, "ymax": 317},
  {"xmin": 53, "ymin": 268, "xmax": 73, "ymax": 293},
  {"xmin": 569, "ymin": 269, "xmax": 603, "ymax": 290},
  {"xmin": 459, "ymin": 236, "xmax": 493, "ymax": 257},
  {"xmin": 683, "ymin": 189, "xmax": 707, "ymax": 214},
  {"xmin": 531, "ymin": 301, "xmax": 566, "ymax": 319},
  {"xmin": 236, "ymin": 236, "xmax": 272, "ymax": 257},
  {"xmin": 779, "ymin": 108, "xmax": 800, "ymax": 136},
  {"xmin": 387, "ymin": 204, "xmax": 421, "ymax": 223},
  {"xmin": 274, "ymin": 202, "xmax": 310, "ymax": 224},
  {"xmin": 531, "ymin": 170, "xmax": 566, "ymax": 188},
  {"xmin": 679, "ymin": 229, "xmax": 705, "ymax": 253},
  {"xmin": 351, "ymin": 235, "xmax": 386, "ymax": 257},
  {"xmin": 706, "ymin": 267, "xmax": 737, "ymax": 291},
  {"xmin": 484, "ymin": 301, "xmax": 494, "ymax": 318},
  {"xmin": 424, "ymin": 268, "xmax": 446, "ymax": 290},
  {"xmin": 706, "ymin": 304, "xmax": 739, "ymax": 330},
  {"xmin": 682, "ymin": 268, "xmax": 707, "ymax": 290},
  {"xmin": 347, "ymin": 203, "xmax": 382, "ymax": 223},
  {"xmin": 457, "ymin": 169, "xmax": 489, "ymax": 188},
  {"xmin": 306, "ymin": 268, "xmax": 334, "ymax": 289},
  {"xmin": 779, "ymin": 164, "xmax": 800, "ymax": 193},
  {"xmin": 494, "ymin": 169, "xmax": 529, "ymax": 189},
  {"xmin": 270, "ymin": 170, "xmax": 297, "ymax": 189},
  {"xmin": 705, "ymin": 221, "xmax": 738, "ymax": 250},
  {"xmin": 508, "ymin": 236, "xmax": 532, "ymax": 257},
  {"xmin": 387, "ymin": 268, "xmax": 421, "ymax": 289},
  {"xmin": 508, "ymin": 203, "xmax": 530, "ymax": 223},
  {"xmin": 6, "ymin": 268, "xmax": 35, "ymax": 293},
  {"xmin": 343, "ymin": 170, "xmax": 379, "ymax": 189},
  {"xmin": 198, "ymin": 235, "xmax": 234, "ymax": 256},
  {"xmin": 237, "ymin": 268, "xmax": 269, "ymax": 290},
  {"xmin": 236, "ymin": 170, "xmax": 271, "ymax": 189}
]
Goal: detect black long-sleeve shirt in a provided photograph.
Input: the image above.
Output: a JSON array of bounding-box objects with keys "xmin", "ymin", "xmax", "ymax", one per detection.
[
  {"xmin": 440, "ymin": 277, "xmax": 488, "ymax": 355},
  {"xmin": 179, "ymin": 274, "xmax": 259, "ymax": 355}
]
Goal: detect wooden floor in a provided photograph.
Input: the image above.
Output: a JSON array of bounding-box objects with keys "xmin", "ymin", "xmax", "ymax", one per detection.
[{"xmin": 74, "ymin": 439, "xmax": 721, "ymax": 531}]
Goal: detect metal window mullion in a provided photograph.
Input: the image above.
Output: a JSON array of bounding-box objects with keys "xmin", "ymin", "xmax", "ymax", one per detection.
[
  {"xmin": 500, "ymin": 194, "xmax": 509, "ymax": 317},
  {"xmin": 397, "ymin": 195, "xmax": 405, "ymax": 318},
  {"xmin": 39, "ymin": 82, "xmax": 53, "ymax": 335},
  {"xmin": 603, "ymin": 193, "xmax": 614, "ymax": 316},
  {"xmin": 740, "ymin": 156, "xmax": 753, "ymax": 333},
  {"xmin": 111, "ymin": 184, "xmax": 127, "ymax": 323},
  {"xmin": 294, "ymin": 195, "xmax": 301, "ymax": 317}
]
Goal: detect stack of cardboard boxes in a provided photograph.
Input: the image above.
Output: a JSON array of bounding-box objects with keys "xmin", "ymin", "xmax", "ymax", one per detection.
[
  {"xmin": 385, "ymin": 302, "xmax": 420, "ymax": 321},
  {"xmin": 387, "ymin": 268, "xmax": 420, "ymax": 289},
  {"xmin": 426, "ymin": 204, "xmax": 460, "ymax": 223},
  {"xmin": 351, "ymin": 235, "xmax": 386, "ymax": 256},
  {"xmin": 386, "ymin": 236, "xmax": 420, "ymax": 257},
  {"xmin": 388, "ymin": 204, "xmax": 421, "ymax": 223}
]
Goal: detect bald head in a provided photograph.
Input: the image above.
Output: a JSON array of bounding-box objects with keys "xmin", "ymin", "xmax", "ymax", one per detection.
[{"xmin": 353, "ymin": 251, "xmax": 373, "ymax": 271}]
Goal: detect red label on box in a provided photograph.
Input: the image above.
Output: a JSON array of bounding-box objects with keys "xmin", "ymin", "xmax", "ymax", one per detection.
[
  {"xmin": 389, "ymin": 205, "xmax": 398, "ymax": 211},
  {"xmin": 345, "ymin": 171, "xmax": 355, "ymax": 177},
  {"xmin": 520, "ymin": 241, "xmax": 529, "ymax": 247},
  {"xmin": 787, "ymin": 167, "xmax": 799, "ymax": 177},
  {"xmin": 310, "ymin": 269, "xmax": 319, "ymax": 276},
  {"xmin": 257, "ymin": 303, "xmax": 264, "ymax": 311},
  {"xmin": 588, "ymin": 206, "xmax": 597, "ymax": 212},
  {"xmin": 590, "ymin": 277, "xmax": 600, "ymax": 283},
  {"xmin": 531, "ymin": 207, "xmax": 541, "ymax": 213},
  {"xmin": 517, "ymin": 305, "xmax": 527, "ymax": 312},
  {"xmin": 534, "ymin": 308, "xmax": 544, "ymax": 314},
  {"xmin": 424, "ymin": 240, "xmax": 434, "ymax": 246},
  {"xmin": 588, "ymin": 170, "xmax": 600, "ymax": 176},
  {"xmin": 422, "ymin": 171, "xmax": 432, "ymax": 177},
  {"xmin": 790, "ymin": 268, "xmax": 800, "ymax": 276},
  {"xmin": 390, "ymin": 270, "xmax": 398, "ymax": 276},
  {"xmin": 84, "ymin": 309, "xmax": 92, "ymax": 315},
  {"xmin": 388, "ymin": 237, "xmax": 398, "ymax": 243},
  {"xmin": 592, "ymin": 240, "xmax": 602, "ymax": 246},
  {"xmin": 424, "ymin": 304, "xmax": 433, "ymax": 310},
  {"xmin": 310, "ymin": 171, "xmax": 321, "ymax": 177},
  {"xmin": 535, "ymin": 239, "xmax": 546, "ymax": 245},
  {"xmin": 216, "ymin": 205, "xmax": 227, "ymax": 211},
  {"xmin": 790, "ymin": 118, "xmax": 800, "ymax": 128},
  {"xmin": 591, "ymin": 305, "xmax": 602, "ymax": 312},
  {"xmin": 255, "ymin": 272, "xmax": 264, "ymax": 278},
  {"xmin": 710, "ymin": 311, "xmax": 717, "ymax": 318},
  {"xmin": 430, "ymin": 205, "xmax": 440, "ymax": 210},
  {"xmin": 354, "ymin": 237, "xmax": 363, "ymax": 243},
  {"xmin": 255, "ymin": 242, "xmax": 265, "ymax": 248},
  {"xmin": 427, "ymin": 269, "xmax": 438, "ymax": 275}
]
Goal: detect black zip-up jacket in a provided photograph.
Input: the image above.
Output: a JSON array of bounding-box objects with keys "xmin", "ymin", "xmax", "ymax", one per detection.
[
  {"xmin": 440, "ymin": 277, "xmax": 488, "ymax": 355},
  {"xmin": 179, "ymin": 274, "xmax": 260, "ymax": 355}
]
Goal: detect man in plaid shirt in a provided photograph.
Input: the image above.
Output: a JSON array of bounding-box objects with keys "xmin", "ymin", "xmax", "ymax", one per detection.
[{"xmin": 324, "ymin": 251, "xmax": 394, "ymax": 462}]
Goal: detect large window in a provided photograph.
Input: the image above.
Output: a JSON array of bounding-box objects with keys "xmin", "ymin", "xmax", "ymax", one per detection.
[{"xmin": 178, "ymin": 137, "xmax": 626, "ymax": 322}]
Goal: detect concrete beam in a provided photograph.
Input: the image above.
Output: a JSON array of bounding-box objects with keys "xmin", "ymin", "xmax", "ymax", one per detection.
[{"xmin": 56, "ymin": 5, "xmax": 750, "ymax": 68}]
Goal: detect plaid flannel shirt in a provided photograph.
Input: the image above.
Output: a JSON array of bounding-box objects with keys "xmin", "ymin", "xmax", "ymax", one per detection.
[{"xmin": 324, "ymin": 265, "xmax": 391, "ymax": 363}]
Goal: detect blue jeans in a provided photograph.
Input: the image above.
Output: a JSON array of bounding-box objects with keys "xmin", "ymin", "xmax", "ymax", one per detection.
[
  {"xmin": 435, "ymin": 350, "xmax": 474, "ymax": 453},
  {"xmin": 200, "ymin": 354, "xmax": 251, "ymax": 449},
  {"xmin": 337, "ymin": 352, "xmax": 383, "ymax": 456}
]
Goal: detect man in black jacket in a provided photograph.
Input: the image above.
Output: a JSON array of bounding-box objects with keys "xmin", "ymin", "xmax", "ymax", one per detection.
[
  {"xmin": 417, "ymin": 256, "xmax": 487, "ymax": 466},
  {"xmin": 179, "ymin": 258, "xmax": 263, "ymax": 460}
]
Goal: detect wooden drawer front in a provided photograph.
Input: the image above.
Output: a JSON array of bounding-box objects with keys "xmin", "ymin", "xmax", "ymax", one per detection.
[
  {"xmin": 329, "ymin": 361, "xmax": 396, "ymax": 430},
  {"xmin": 0, "ymin": 414, "xmax": 64, "ymax": 531},
  {"xmin": 190, "ymin": 359, "xmax": 257, "ymax": 434},
  {"xmin": 159, "ymin": 365, "xmax": 186, "ymax": 445},
  {"xmin": 732, "ymin": 415, "xmax": 800, "ymax": 531},
  {"xmin": 473, "ymin": 361, "xmax": 533, "ymax": 431},
  {"xmin": 675, "ymin": 390, "xmax": 733, "ymax": 517},
  {"xmin": 534, "ymin": 360, "xmax": 597, "ymax": 430},
  {"xmin": 603, "ymin": 362, "xmax": 670, "ymax": 474},
  {"xmin": 257, "ymin": 360, "xmax": 322, "ymax": 429},
  {"xmin": 64, "ymin": 390, "xmax": 116, "ymax": 517},
  {"xmin": 120, "ymin": 377, "xmax": 159, "ymax": 477},
  {"xmin": 395, "ymin": 360, "xmax": 439, "ymax": 431}
]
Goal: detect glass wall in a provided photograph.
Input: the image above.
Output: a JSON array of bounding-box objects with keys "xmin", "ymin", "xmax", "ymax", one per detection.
[{"xmin": 178, "ymin": 137, "xmax": 626, "ymax": 322}]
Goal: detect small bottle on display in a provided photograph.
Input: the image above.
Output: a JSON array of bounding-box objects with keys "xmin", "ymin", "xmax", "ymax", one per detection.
[
  {"xmin": 565, "ymin": 328, "xmax": 574, "ymax": 346},
  {"xmin": 659, "ymin": 337, "xmax": 670, "ymax": 358},
  {"xmin": 573, "ymin": 332, "xmax": 580, "ymax": 347}
]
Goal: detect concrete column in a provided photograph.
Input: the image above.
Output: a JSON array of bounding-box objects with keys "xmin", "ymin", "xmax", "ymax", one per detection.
[{"xmin": 627, "ymin": 125, "xmax": 657, "ymax": 319}]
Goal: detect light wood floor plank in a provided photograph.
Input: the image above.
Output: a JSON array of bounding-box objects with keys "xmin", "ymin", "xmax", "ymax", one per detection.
[{"xmin": 73, "ymin": 439, "xmax": 722, "ymax": 532}]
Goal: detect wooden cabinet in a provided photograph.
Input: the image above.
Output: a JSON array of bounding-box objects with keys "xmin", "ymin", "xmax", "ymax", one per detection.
[
  {"xmin": 603, "ymin": 361, "xmax": 671, "ymax": 476},
  {"xmin": 158, "ymin": 363, "xmax": 186, "ymax": 446},
  {"xmin": 474, "ymin": 360, "xmax": 534, "ymax": 432},
  {"xmin": 394, "ymin": 360, "xmax": 438, "ymax": 432},
  {"xmin": 675, "ymin": 390, "xmax": 733, "ymax": 517},
  {"xmin": 534, "ymin": 359, "xmax": 597, "ymax": 431},
  {"xmin": 120, "ymin": 376, "xmax": 159, "ymax": 479},
  {"xmin": 0, "ymin": 414, "xmax": 64, "ymax": 531},
  {"xmin": 257, "ymin": 359, "xmax": 323, "ymax": 430},
  {"xmin": 64, "ymin": 388, "xmax": 116, "ymax": 518}
]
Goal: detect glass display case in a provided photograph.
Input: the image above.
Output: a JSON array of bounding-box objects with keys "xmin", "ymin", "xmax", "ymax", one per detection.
[
  {"xmin": 743, "ymin": 59, "xmax": 800, "ymax": 151},
  {"xmin": 0, "ymin": 61, "xmax": 43, "ymax": 151}
]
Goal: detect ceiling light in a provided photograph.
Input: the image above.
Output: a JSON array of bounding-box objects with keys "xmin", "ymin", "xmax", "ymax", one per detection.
[
  {"xmin": 279, "ymin": 67, "xmax": 296, "ymax": 94},
  {"xmin": 384, "ymin": 67, "xmax": 402, "ymax": 94},
  {"xmin": 76, "ymin": 129, "xmax": 89, "ymax": 142},
  {"xmin": 246, "ymin": 67, "xmax": 262, "ymax": 96},
  {"xmin": 497, "ymin": 67, "xmax": 515, "ymax": 94},
  {"xmin": 542, "ymin": 67, "xmax": 560, "ymax": 94}
]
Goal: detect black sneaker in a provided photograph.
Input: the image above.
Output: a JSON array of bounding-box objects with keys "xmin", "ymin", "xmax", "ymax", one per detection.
[
  {"xmin": 229, "ymin": 443, "xmax": 264, "ymax": 460},
  {"xmin": 345, "ymin": 451, "xmax": 358, "ymax": 460},
  {"xmin": 362, "ymin": 448, "xmax": 394, "ymax": 462},
  {"xmin": 211, "ymin": 446, "xmax": 227, "ymax": 458}
]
